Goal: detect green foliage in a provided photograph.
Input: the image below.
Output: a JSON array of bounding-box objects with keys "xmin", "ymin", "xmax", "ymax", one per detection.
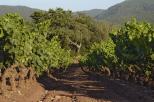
[
  {"xmin": 111, "ymin": 18, "xmax": 154, "ymax": 64},
  {"xmin": 81, "ymin": 18, "xmax": 154, "ymax": 81},
  {"xmin": 80, "ymin": 38, "xmax": 117, "ymax": 70},
  {"xmin": 0, "ymin": 13, "xmax": 72, "ymax": 75},
  {"xmin": 109, "ymin": 18, "xmax": 154, "ymax": 79},
  {"xmin": 0, "ymin": 13, "xmax": 34, "ymax": 66},
  {"xmin": 31, "ymin": 35, "xmax": 72, "ymax": 75}
]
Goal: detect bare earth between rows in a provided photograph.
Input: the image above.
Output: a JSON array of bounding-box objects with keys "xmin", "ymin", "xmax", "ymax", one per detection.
[{"xmin": 1, "ymin": 64, "xmax": 154, "ymax": 102}]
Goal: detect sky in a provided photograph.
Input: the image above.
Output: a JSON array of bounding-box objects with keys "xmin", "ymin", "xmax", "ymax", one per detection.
[{"xmin": 0, "ymin": 0, "xmax": 125, "ymax": 11}]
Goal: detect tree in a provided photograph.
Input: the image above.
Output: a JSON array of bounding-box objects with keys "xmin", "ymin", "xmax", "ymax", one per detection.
[{"xmin": 31, "ymin": 8, "xmax": 106, "ymax": 54}]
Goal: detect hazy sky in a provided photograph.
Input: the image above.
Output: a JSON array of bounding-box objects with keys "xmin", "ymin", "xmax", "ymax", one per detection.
[{"xmin": 0, "ymin": 0, "xmax": 125, "ymax": 11}]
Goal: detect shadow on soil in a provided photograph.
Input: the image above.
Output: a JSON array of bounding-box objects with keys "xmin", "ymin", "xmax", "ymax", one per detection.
[
  {"xmin": 37, "ymin": 63, "xmax": 154, "ymax": 102},
  {"xmin": 37, "ymin": 64, "xmax": 126, "ymax": 102}
]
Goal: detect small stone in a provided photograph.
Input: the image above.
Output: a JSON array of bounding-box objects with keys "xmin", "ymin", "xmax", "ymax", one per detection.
[
  {"xmin": 45, "ymin": 90, "xmax": 48, "ymax": 94},
  {"xmin": 50, "ymin": 97, "xmax": 55, "ymax": 101},
  {"xmin": 54, "ymin": 95, "xmax": 61, "ymax": 101},
  {"xmin": 18, "ymin": 90, "xmax": 22, "ymax": 95}
]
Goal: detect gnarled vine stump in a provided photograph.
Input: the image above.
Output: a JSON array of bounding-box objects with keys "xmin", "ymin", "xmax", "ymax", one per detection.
[
  {"xmin": 0, "ymin": 64, "xmax": 36, "ymax": 95},
  {"xmin": 1, "ymin": 65, "xmax": 17, "ymax": 92}
]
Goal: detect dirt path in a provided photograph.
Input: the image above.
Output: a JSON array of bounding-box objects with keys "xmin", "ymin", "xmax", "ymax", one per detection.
[
  {"xmin": 38, "ymin": 64, "xmax": 154, "ymax": 102},
  {"xmin": 0, "ymin": 64, "xmax": 154, "ymax": 102}
]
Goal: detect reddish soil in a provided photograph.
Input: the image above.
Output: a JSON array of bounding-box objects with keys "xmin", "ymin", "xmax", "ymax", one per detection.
[
  {"xmin": 0, "ymin": 81, "xmax": 45, "ymax": 102},
  {"xmin": 1, "ymin": 64, "xmax": 154, "ymax": 102}
]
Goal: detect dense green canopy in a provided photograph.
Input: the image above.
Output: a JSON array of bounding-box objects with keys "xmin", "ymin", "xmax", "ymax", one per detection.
[{"xmin": 31, "ymin": 8, "xmax": 106, "ymax": 53}]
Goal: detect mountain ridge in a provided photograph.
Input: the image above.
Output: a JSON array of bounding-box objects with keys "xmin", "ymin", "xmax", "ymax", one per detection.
[
  {"xmin": 0, "ymin": 5, "xmax": 40, "ymax": 21},
  {"xmin": 95, "ymin": 0, "xmax": 154, "ymax": 23},
  {"xmin": 0, "ymin": 0, "xmax": 154, "ymax": 23},
  {"xmin": 77, "ymin": 9, "xmax": 104, "ymax": 18}
]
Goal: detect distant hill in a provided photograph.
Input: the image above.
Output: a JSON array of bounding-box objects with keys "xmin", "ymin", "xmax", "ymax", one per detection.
[
  {"xmin": 1, "ymin": 0, "xmax": 154, "ymax": 24},
  {"xmin": 96, "ymin": 0, "xmax": 154, "ymax": 23},
  {"xmin": 0, "ymin": 5, "xmax": 40, "ymax": 21},
  {"xmin": 81, "ymin": 0, "xmax": 154, "ymax": 24},
  {"xmin": 77, "ymin": 9, "xmax": 104, "ymax": 18}
]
